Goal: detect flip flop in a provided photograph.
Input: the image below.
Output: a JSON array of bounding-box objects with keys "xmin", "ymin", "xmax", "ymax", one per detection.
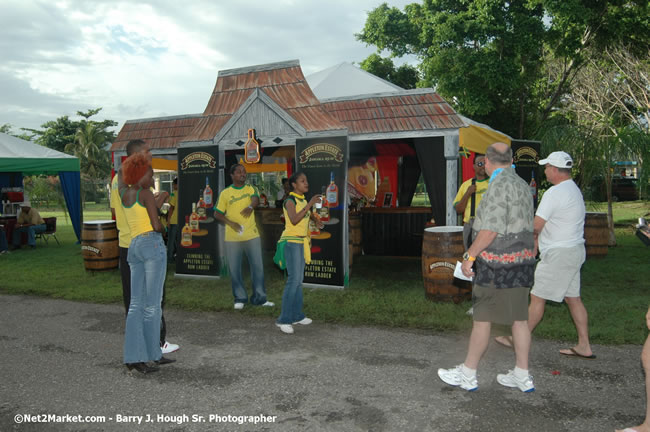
[
  {"xmin": 494, "ymin": 336, "xmax": 514, "ymax": 349},
  {"xmin": 560, "ymin": 347, "xmax": 596, "ymax": 359}
]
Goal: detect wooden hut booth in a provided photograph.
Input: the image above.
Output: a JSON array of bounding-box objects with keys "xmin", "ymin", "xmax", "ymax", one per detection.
[{"xmin": 111, "ymin": 60, "xmax": 474, "ymax": 259}]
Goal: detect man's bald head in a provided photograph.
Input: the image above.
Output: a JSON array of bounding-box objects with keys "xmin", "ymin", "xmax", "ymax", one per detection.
[{"xmin": 486, "ymin": 142, "xmax": 512, "ymax": 166}]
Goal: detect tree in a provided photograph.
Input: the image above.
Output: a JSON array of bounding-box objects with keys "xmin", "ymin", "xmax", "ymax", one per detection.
[
  {"xmin": 359, "ymin": 53, "xmax": 419, "ymax": 89},
  {"xmin": 22, "ymin": 108, "xmax": 117, "ymax": 207},
  {"xmin": 23, "ymin": 116, "xmax": 78, "ymax": 153},
  {"xmin": 24, "ymin": 108, "xmax": 117, "ymax": 154},
  {"xmin": 538, "ymin": 45, "xmax": 649, "ymax": 246},
  {"xmin": 66, "ymin": 122, "xmax": 110, "ymax": 179},
  {"xmin": 0, "ymin": 123, "xmax": 36, "ymax": 141},
  {"xmin": 356, "ymin": 0, "xmax": 650, "ymax": 138},
  {"xmin": 64, "ymin": 121, "xmax": 113, "ymax": 208}
]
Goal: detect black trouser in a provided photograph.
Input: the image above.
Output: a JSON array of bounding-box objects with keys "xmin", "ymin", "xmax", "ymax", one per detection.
[{"xmin": 119, "ymin": 246, "xmax": 166, "ymax": 346}]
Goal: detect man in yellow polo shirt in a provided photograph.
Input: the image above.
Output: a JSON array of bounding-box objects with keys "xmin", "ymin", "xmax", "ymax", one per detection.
[
  {"xmin": 215, "ymin": 164, "xmax": 274, "ymax": 310},
  {"xmin": 454, "ymin": 153, "xmax": 488, "ymax": 249},
  {"xmin": 110, "ymin": 139, "xmax": 178, "ymax": 355}
]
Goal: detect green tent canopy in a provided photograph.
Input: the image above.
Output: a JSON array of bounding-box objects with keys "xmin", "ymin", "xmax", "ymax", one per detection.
[
  {"xmin": 0, "ymin": 132, "xmax": 79, "ymax": 174},
  {"xmin": 0, "ymin": 132, "xmax": 82, "ymax": 241}
]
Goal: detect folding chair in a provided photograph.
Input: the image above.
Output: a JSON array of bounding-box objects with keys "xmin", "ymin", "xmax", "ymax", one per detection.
[{"xmin": 37, "ymin": 217, "xmax": 60, "ymax": 246}]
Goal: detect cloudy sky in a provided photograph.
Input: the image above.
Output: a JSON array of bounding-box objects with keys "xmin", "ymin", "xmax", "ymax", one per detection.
[{"xmin": 1, "ymin": 0, "xmax": 416, "ymax": 135}]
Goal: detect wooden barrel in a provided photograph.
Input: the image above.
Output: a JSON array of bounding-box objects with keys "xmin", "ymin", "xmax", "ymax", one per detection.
[
  {"xmin": 584, "ymin": 212, "xmax": 608, "ymax": 258},
  {"xmin": 349, "ymin": 213, "xmax": 362, "ymax": 256},
  {"xmin": 422, "ymin": 226, "xmax": 471, "ymax": 303},
  {"xmin": 82, "ymin": 220, "xmax": 119, "ymax": 271}
]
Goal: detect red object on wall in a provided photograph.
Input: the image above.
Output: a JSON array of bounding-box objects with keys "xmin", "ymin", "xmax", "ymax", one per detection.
[
  {"xmin": 375, "ymin": 156, "xmax": 398, "ymax": 207},
  {"xmin": 286, "ymin": 159, "xmax": 293, "ymax": 178},
  {"xmin": 461, "ymin": 151, "xmax": 476, "ymax": 182}
]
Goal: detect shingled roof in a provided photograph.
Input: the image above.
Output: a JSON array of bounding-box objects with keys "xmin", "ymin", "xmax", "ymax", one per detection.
[
  {"xmin": 320, "ymin": 89, "xmax": 465, "ymax": 139},
  {"xmin": 110, "ymin": 114, "xmax": 201, "ymax": 152},
  {"xmin": 111, "ymin": 61, "xmax": 465, "ymax": 152},
  {"xmin": 180, "ymin": 60, "xmax": 346, "ymax": 147}
]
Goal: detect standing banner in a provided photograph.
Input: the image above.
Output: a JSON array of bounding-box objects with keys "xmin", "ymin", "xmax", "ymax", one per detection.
[
  {"xmin": 511, "ymin": 140, "xmax": 541, "ymax": 208},
  {"xmin": 176, "ymin": 145, "xmax": 220, "ymax": 278},
  {"xmin": 295, "ymin": 136, "xmax": 349, "ymax": 288}
]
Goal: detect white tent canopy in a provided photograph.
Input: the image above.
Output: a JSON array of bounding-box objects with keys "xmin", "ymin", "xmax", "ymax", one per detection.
[{"xmin": 306, "ymin": 62, "xmax": 404, "ymax": 100}]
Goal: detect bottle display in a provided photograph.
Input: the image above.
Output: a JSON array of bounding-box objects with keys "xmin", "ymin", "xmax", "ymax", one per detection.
[
  {"xmin": 181, "ymin": 216, "xmax": 193, "ymax": 247},
  {"xmin": 309, "ymin": 213, "xmax": 321, "ymax": 236},
  {"xmin": 190, "ymin": 202, "xmax": 200, "ymax": 232},
  {"xmin": 197, "ymin": 193, "xmax": 206, "ymax": 220},
  {"xmin": 244, "ymin": 129, "xmax": 261, "ymax": 164},
  {"xmin": 319, "ymin": 186, "xmax": 330, "ymax": 221},
  {"xmin": 326, "ymin": 172, "xmax": 338, "ymax": 207},
  {"xmin": 203, "ymin": 176, "xmax": 213, "ymax": 206}
]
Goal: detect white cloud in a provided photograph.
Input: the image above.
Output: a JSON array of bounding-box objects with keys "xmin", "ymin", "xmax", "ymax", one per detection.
[{"xmin": 0, "ymin": 0, "xmax": 418, "ymax": 133}]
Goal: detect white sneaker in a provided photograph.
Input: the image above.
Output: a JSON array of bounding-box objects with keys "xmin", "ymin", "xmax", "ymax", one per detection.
[
  {"xmin": 466, "ymin": 307, "xmax": 474, "ymax": 316},
  {"xmin": 161, "ymin": 341, "xmax": 179, "ymax": 354},
  {"xmin": 293, "ymin": 317, "xmax": 312, "ymax": 325},
  {"xmin": 497, "ymin": 370, "xmax": 535, "ymax": 393},
  {"xmin": 276, "ymin": 323, "xmax": 294, "ymax": 334},
  {"xmin": 437, "ymin": 365, "xmax": 478, "ymax": 391},
  {"xmin": 261, "ymin": 301, "xmax": 275, "ymax": 307},
  {"xmin": 234, "ymin": 303, "xmax": 244, "ymax": 310}
]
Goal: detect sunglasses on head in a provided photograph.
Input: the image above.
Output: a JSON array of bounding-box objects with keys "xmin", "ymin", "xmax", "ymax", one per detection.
[{"xmin": 475, "ymin": 161, "xmax": 485, "ymax": 167}]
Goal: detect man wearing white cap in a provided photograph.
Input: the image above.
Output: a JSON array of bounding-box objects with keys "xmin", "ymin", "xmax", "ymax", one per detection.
[
  {"xmin": 12, "ymin": 200, "xmax": 46, "ymax": 249},
  {"xmin": 496, "ymin": 151, "xmax": 594, "ymax": 358}
]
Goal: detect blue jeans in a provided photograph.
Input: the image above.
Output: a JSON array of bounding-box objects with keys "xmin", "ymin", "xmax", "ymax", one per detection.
[
  {"xmin": 225, "ymin": 237, "xmax": 267, "ymax": 305},
  {"xmin": 12, "ymin": 224, "xmax": 46, "ymax": 247},
  {"xmin": 124, "ymin": 232, "xmax": 166, "ymax": 363},
  {"xmin": 277, "ymin": 242, "xmax": 306, "ymax": 324},
  {"xmin": 166, "ymin": 224, "xmax": 178, "ymax": 263}
]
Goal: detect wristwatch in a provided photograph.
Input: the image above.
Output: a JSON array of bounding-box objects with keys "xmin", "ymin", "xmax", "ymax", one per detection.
[{"xmin": 462, "ymin": 252, "xmax": 476, "ymax": 262}]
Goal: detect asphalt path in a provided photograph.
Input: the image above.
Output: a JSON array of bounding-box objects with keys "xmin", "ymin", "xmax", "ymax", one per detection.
[{"xmin": 0, "ymin": 294, "xmax": 644, "ymax": 431}]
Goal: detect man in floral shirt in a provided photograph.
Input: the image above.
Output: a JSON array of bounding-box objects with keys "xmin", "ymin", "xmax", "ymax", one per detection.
[{"xmin": 438, "ymin": 142, "xmax": 536, "ymax": 393}]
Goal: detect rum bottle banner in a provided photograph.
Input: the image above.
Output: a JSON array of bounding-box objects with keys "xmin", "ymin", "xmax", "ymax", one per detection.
[
  {"xmin": 176, "ymin": 145, "xmax": 220, "ymax": 277},
  {"xmin": 511, "ymin": 140, "xmax": 541, "ymax": 208},
  {"xmin": 295, "ymin": 136, "xmax": 349, "ymax": 288}
]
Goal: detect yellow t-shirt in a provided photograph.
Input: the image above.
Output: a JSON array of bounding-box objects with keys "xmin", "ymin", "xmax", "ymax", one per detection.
[
  {"xmin": 168, "ymin": 192, "xmax": 178, "ymax": 225},
  {"xmin": 215, "ymin": 184, "xmax": 260, "ymax": 242},
  {"xmin": 280, "ymin": 193, "xmax": 310, "ymax": 243},
  {"xmin": 110, "ymin": 174, "xmax": 131, "ymax": 248},
  {"xmin": 121, "ymin": 188, "xmax": 154, "ymax": 238},
  {"xmin": 453, "ymin": 177, "xmax": 489, "ymax": 223}
]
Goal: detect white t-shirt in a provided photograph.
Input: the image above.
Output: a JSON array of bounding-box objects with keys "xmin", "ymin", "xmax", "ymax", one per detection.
[{"xmin": 536, "ymin": 179, "xmax": 585, "ymax": 252}]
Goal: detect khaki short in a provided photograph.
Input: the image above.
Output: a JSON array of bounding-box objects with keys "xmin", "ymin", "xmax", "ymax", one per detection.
[
  {"xmin": 531, "ymin": 245, "xmax": 585, "ymax": 302},
  {"xmin": 472, "ymin": 284, "xmax": 530, "ymax": 325}
]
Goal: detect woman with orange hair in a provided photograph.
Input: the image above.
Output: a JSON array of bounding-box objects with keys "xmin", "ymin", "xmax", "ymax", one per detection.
[{"xmin": 119, "ymin": 152, "xmax": 171, "ymax": 373}]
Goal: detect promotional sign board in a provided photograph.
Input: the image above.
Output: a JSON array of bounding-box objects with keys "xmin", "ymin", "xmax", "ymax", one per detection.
[
  {"xmin": 176, "ymin": 146, "xmax": 220, "ymax": 278},
  {"xmin": 511, "ymin": 140, "xmax": 541, "ymax": 207},
  {"xmin": 295, "ymin": 136, "xmax": 349, "ymax": 288}
]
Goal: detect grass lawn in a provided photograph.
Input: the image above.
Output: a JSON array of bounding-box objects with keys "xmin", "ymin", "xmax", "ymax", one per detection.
[{"xmin": 1, "ymin": 201, "xmax": 649, "ymax": 345}]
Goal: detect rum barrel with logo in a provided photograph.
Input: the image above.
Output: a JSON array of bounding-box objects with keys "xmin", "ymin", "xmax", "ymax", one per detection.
[
  {"xmin": 82, "ymin": 220, "xmax": 119, "ymax": 271},
  {"xmin": 422, "ymin": 226, "xmax": 471, "ymax": 303},
  {"xmin": 584, "ymin": 212, "xmax": 608, "ymax": 258}
]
